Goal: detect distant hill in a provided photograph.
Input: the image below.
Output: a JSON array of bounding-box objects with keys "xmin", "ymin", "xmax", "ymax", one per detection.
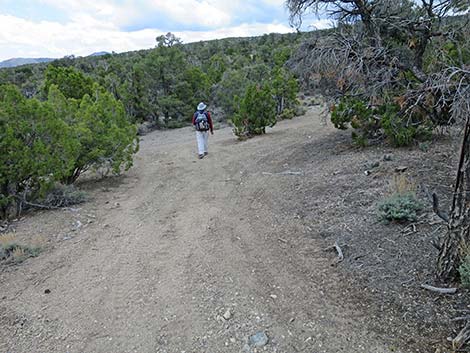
[
  {"xmin": 88, "ymin": 51, "xmax": 110, "ymax": 57},
  {"xmin": 0, "ymin": 52, "xmax": 110, "ymax": 69},
  {"xmin": 0, "ymin": 57, "xmax": 55, "ymax": 68}
]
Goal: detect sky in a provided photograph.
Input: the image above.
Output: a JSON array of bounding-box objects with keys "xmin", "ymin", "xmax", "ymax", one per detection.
[{"xmin": 0, "ymin": 0, "xmax": 332, "ymax": 61}]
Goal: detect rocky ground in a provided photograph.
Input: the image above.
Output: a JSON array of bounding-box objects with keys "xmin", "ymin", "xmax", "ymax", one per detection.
[{"xmin": 1, "ymin": 106, "xmax": 468, "ymax": 353}]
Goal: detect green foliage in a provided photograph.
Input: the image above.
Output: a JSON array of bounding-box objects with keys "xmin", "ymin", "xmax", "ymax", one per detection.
[
  {"xmin": 270, "ymin": 67, "xmax": 300, "ymax": 116},
  {"xmin": 206, "ymin": 54, "xmax": 227, "ymax": 84},
  {"xmin": 0, "ymin": 84, "xmax": 79, "ymax": 218},
  {"xmin": 351, "ymin": 131, "xmax": 368, "ymax": 147},
  {"xmin": 378, "ymin": 192, "xmax": 423, "ymax": 222},
  {"xmin": 177, "ymin": 66, "xmax": 210, "ymax": 118},
  {"xmin": 0, "ymin": 80, "xmax": 139, "ymax": 219},
  {"xmin": 44, "ymin": 65, "xmax": 94, "ymax": 99},
  {"xmin": 458, "ymin": 255, "xmax": 470, "ymax": 288},
  {"xmin": 381, "ymin": 106, "xmax": 433, "ymax": 147},
  {"xmin": 48, "ymin": 84, "xmax": 139, "ymax": 183},
  {"xmin": 232, "ymin": 84, "xmax": 277, "ymax": 138},
  {"xmin": 278, "ymin": 108, "xmax": 295, "ymax": 120},
  {"xmin": 156, "ymin": 32, "xmax": 183, "ymax": 47},
  {"xmin": 273, "ymin": 47, "xmax": 292, "ymax": 67},
  {"xmin": 0, "ymin": 31, "xmax": 309, "ymax": 129},
  {"xmin": 331, "ymin": 97, "xmax": 373, "ymax": 130},
  {"xmin": 137, "ymin": 37, "xmax": 210, "ymax": 124},
  {"xmin": 215, "ymin": 69, "xmax": 251, "ymax": 117},
  {"xmin": 331, "ymin": 97, "xmax": 433, "ymax": 147},
  {"xmin": 331, "ymin": 97, "xmax": 380, "ymax": 146}
]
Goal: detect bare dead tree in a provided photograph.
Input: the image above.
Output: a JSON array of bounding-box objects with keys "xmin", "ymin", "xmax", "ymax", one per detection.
[
  {"xmin": 428, "ymin": 67, "xmax": 470, "ymax": 281},
  {"xmin": 287, "ymin": 0, "xmax": 469, "ymax": 140},
  {"xmin": 421, "ymin": 65, "xmax": 470, "ymax": 349},
  {"xmin": 287, "ymin": 0, "xmax": 378, "ymax": 38}
]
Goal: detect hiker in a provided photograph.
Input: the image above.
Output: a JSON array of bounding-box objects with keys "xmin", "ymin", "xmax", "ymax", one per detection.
[{"xmin": 192, "ymin": 102, "xmax": 214, "ymax": 159}]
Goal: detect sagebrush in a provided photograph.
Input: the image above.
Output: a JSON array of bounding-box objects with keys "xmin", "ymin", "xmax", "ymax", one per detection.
[{"xmin": 378, "ymin": 193, "xmax": 423, "ymax": 222}]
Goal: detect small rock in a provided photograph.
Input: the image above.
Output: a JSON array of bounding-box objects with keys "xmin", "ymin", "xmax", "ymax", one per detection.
[
  {"xmin": 383, "ymin": 154, "xmax": 393, "ymax": 161},
  {"xmin": 242, "ymin": 344, "xmax": 251, "ymax": 353},
  {"xmin": 223, "ymin": 309, "xmax": 232, "ymax": 320},
  {"xmin": 270, "ymin": 294, "xmax": 277, "ymax": 299},
  {"xmin": 395, "ymin": 166, "xmax": 408, "ymax": 172},
  {"xmin": 72, "ymin": 220, "xmax": 82, "ymax": 231},
  {"xmin": 230, "ymin": 337, "xmax": 236, "ymax": 344},
  {"xmin": 369, "ymin": 161, "xmax": 380, "ymax": 169},
  {"xmin": 249, "ymin": 331, "xmax": 269, "ymax": 347},
  {"xmin": 44, "ymin": 289, "xmax": 51, "ymax": 294}
]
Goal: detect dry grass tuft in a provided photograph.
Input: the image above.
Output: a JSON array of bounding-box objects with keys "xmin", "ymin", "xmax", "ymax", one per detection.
[
  {"xmin": 389, "ymin": 174, "xmax": 416, "ymax": 195},
  {"xmin": 0, "ymin": 233, "xmax": 41, "ymax": 264}
]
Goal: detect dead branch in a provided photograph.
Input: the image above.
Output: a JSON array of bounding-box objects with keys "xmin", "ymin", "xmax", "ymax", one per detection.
[
  {"xmin": 323, "ymin": 242, "xmax": 345, "ymax": 262},
  {"xmin": 432, "ymin": 193, "xmax": 450, "ymax": 222},
  {"xmin": 262, "ymin": 171, "xmax": 303, "ymax": 176},
  {"xmin": 453, "ymin": 321, "xmax": 470, "ymax": 350},
  {"xmin": 452, "ymin": 316, "xmax": 470, "ymax": 322},
  {"xmin": 420, "ymin": 284, "xmax": 457, "ymax": 294},
  {"xmin": 334, "ymin": 241, "xmax": 344, "ymax": 262}
]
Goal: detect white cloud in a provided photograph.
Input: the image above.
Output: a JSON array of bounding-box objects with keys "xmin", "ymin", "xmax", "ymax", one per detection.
[
  {"xmin": 0, "ymin": 14, "xmax": 156, "ymax": 60},
  {"xmin": 38, "ymin": 0, "xmax": 236, "ymax": 28},
  {"xmin": 0, "ymin": 1, "xmax": 335, "ymax": 60},
  {"xmin": 261, "ymin": 0, "xmax": 286, "ymax": 6},
  {"xmin": 147, "ymin": 0, "xmax": 232, "ymax": 27},
  {"xmin": 177, "ymin": 22, "xmax": 294, "ymax": 43},
  {"xmin": 0, "ymin": 14, "xmax": 299, "ymax": 61},
  {"xmin": 307, "ymin": 18, "xmax": 333, "ymax": 30}
]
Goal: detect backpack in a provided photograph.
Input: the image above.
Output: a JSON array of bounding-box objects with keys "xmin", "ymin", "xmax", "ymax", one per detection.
[{"xmin": 194, "ymin": 111, "xmax": 209, "ymax": 131}]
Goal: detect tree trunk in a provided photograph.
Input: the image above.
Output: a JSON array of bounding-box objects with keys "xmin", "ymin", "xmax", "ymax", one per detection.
[
  {"xmin": 437, "ymin": 117, "xmax": 470, "ymax": 281},
  {"xmin": 0, "ymin": 182, "xmax": 8, "ymax": 220},
  {"xmin": 438, "ymin": 224, "xmax": 470, "ymax": 281}
]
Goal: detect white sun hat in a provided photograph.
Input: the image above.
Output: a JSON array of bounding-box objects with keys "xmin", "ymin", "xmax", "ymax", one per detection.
[{"xmin": 197, "ymin": 102, "xmax": 207, "ymax": 111}]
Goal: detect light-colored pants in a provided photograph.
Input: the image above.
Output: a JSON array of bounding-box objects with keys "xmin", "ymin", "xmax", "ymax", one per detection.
[{"xmin": 196, "ymin": 131, "xmax": 209, "ymax": 155}]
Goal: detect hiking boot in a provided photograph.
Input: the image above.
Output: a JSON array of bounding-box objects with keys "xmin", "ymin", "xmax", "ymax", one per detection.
[
  {"xmin": 204, "ymin": 152, "xmax": 208, "ymax": 156},
  {"xmin": 198, "ymin": 154, "xmax": 204, "ymax": 159}
]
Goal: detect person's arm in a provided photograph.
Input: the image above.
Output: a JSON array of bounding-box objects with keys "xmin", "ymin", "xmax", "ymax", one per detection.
[
  {"xmin": 192, "ymin": 113, "xmax": 196, "ymax": 125},
  {"xmin": 207, "ymin": 111, "xmax": 214, "ymax": 134}
]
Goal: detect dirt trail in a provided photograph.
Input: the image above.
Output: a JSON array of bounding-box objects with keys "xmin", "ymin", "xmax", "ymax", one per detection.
[{"xmin": 1, "ymin": 108, "xmax": 404, "ymax": 352}]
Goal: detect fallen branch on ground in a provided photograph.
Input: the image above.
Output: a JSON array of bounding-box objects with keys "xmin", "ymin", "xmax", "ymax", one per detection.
[
  {"xmin": 323, "ymin": 242, "xmax": 345, "ymax": 262},
  {"xmin": 420, "ymin": 284, "xmax": 457, "ymax": 294},
  {"xmin": 262, "ymin": 171, "xmax": 303, "ymax": 176},
  {"xmin": 334, "ymin": 241, "xmax": 344, "ymax": 262},
  {"xmin": 453, "ymin": 321, "xmax": 470, "ymax": 350},
  {"xmin": 432, "ymin": 193, "xmax": 449, "ymax": 222},
  {"xmin": 452, "ymin": 316, "xmax": 470, "ymax": 322}
]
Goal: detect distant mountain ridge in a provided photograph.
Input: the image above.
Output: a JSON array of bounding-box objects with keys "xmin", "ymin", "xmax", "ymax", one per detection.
[
  {"xmin": 0, "ymin": 52, "xmax": 110, "ymax": 69},
  {"xmin": 0, "ymin": 57, "xmax": 55, "ymax": 68},
  {"xmin": 88, "ymin": 51, "xmax": 110, "ymax": 57}
]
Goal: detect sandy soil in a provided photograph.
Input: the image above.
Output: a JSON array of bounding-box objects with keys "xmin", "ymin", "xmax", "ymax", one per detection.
[{"xmin": 0, "ymin": 107, "xmax": 465, "ymax": 353}]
